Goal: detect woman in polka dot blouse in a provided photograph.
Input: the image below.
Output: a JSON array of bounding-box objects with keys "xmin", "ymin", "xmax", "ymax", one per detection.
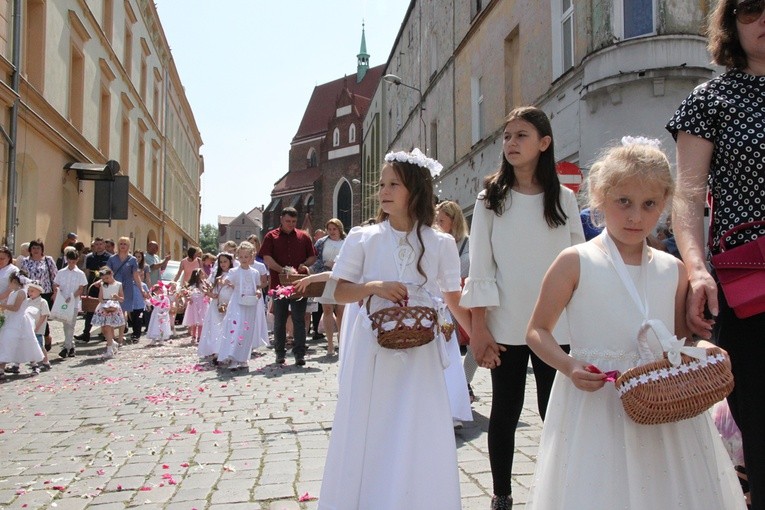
[{"xmin": 666, "ymin": 1, "xmax": 765, "ymax": 508}]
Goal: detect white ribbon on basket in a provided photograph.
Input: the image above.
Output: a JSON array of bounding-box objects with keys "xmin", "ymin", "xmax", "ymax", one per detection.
[{"xmin": 637, "ymin": 319, "xmax": 707, "ymax": 367}]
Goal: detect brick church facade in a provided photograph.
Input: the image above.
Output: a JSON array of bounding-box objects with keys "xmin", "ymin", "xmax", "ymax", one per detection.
[{"xmin": 263, "ymin": 26, "xmax": 383, "ymax": 235}]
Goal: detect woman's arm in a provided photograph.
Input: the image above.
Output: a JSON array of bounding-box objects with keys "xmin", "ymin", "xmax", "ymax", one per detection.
[
  {"xmin": 674, "ymin": 259, "xmax": 692, "ymax": 342},
  {"xmin": 673, "ymin": 130, "xmax": 716, "ymax": 338},
  {"xmin": 527, "ymin": 248, "xmax": 605, "ymax": 391},
  {"xmin": 334, "ymin": 279, "xmax": 407, "ymax": 305}
]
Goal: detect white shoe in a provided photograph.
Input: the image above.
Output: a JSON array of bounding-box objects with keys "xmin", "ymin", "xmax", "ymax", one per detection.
[{"xmin": 102, "ymin": 346, "xmax": 114, "ymax": 359}]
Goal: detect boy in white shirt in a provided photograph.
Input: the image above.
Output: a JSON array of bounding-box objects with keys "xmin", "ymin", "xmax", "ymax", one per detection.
[{"xmin": 53, "ymin": 249, "xmax": 88, "ymax": 357}]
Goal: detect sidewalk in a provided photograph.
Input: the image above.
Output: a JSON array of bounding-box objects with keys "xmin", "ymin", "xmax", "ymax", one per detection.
[{"xmin": 0, "ymin": 318, "xmax": 543, "ymax": 509}]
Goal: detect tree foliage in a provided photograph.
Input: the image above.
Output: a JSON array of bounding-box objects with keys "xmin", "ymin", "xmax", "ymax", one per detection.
[{"xmin": 199, "ymin": 224, "xmax": 219, "ymax": 254}]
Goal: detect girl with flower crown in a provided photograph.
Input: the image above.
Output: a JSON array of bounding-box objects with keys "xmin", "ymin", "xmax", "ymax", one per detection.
[
  {"xmin": 198, "ymin": 253, "xmax": 234, "ymax": 362},
  {"xmin": 146, "ymin": 282, "xmax": 172, "ymax": 344},
  {"xmin": 524, "ymin": 139, "xmax": 744, "ymax": 509},
  {"xmin": 216, "ymin": 242, "xmax": 269, "ymax": 370},
  {"xmin": 461, "ymin": 107, "xmax": 585, "ymax": 509},
  {"xmin": 318, "ymin": 149, "xmax": 472, "ymax": 510}
]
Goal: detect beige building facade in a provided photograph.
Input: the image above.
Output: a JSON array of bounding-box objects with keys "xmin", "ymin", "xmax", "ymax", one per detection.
[
  {"xmin": 370, "ymin": 0, "xmax": 717, "ymax": 221},
  {"xmin": 0, "ymin": 0, "xmax": 202, "ymax": 259}
]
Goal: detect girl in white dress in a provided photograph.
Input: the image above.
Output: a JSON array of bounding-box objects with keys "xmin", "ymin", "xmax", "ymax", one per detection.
[
  {"xmin": 91, "ymin": 267, "xmax": 125, "ymax": 359},
  {"xmin": 318, "ymin": 148, "xmax": 471, "ymax": 510},
  {"xmin": 525, "ymin": 139, "xmax": 745, "ymax": 509},
  {"xmin": 217, "ymin": 242, "xmax": 269, "ymax": 370},
  {"xmin": 146, "ymin": 282, "xmax": 172, "ymax": 344},
  {"xmin": 198, "ymin": 253, "xmax": 233, "ymax": 361},
  {"xmin": 181, "ymin": 269, "xmax": 210, "ymax": 343},
  {"xmin": 0, "ymin": 273, "xmax": 44, "ymax": 376}
]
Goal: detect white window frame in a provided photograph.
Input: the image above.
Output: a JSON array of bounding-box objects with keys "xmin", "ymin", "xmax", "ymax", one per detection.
[
  {"xmin": 552, "ymin": 0, "xmax": 575, "ymax": 78},
  {"xmin": 332, "ymin": 127, "xmax": 340, "ymax": 147},
  {"xmin": 348, "ymin": 123, "xmax": 356, "ymax": 143},
  {"xmin": 613, "ymin": 0, "xmax": 657, "ymax": 40}
]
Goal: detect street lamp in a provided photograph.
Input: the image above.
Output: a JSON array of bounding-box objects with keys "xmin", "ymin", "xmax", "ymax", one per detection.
[{"xmin": 383, "ymin": 74, "xmax": 427, "ymax": 154}]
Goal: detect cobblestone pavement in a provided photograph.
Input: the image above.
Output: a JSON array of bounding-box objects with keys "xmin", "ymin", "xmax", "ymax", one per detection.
[{"xmin": 0, "ymin": 319, "xmax": 543, "ymax": 510}]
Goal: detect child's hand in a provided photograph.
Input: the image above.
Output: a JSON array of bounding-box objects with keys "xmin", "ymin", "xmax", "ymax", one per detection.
[
  {"xmin": 293, "ymin": 276, "xmax": 312, "ymax": 294},
  {"xmin": 568, "ymin": 361, "xmax": 608, "ymax": 392},
  {"xmin": 371, "ymin": 281, "xmax": 408, "ymax": 303}
]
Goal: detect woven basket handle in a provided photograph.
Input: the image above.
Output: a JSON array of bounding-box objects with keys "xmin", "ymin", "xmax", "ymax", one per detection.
[
  {"xmin": 718, "ymin": 220, "xmax": 765, "ymax": 252},
  {"xmin": 637, "ymin": 319, "xmax": 708, "ymax": 367},
  {"xmin": 636, "ymin": 319, "xmax": 672, "ymax": 364}
]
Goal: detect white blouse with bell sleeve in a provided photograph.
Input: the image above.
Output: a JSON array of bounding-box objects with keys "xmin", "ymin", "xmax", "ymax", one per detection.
[{"xmin": 460, "ymin": 186, "xmax": 585, "ymax": 346}]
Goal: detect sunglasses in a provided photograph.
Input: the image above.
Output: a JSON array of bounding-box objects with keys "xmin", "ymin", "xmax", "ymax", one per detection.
[{"xmin": 735, "ymin": 0, "xmax": 765, "ymax": 24}]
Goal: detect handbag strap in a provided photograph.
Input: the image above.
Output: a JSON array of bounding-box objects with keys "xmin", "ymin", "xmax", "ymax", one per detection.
[
  {"xmin": 717, "ymin": 220, "xmax": 765, "ymax": 252},
  {"xmin": 458, "ymin": 238, "xmax": 468, "ymax": 256}
]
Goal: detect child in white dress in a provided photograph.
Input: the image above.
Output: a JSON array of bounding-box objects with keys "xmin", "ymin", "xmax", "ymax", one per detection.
[
  {"xmin": 181, "ymin": 269, "xmax": 209, "ymax": 343},
  {"xmin": 217, "ymin": 242, "xmax": 269, "ymax": 370},
  {"xmin": 525, "ymin": 138, "xmax": 745, "ymax": 509},
  {"xmin": 198, "ymin": 253, "xmax": 234, "ymax": 361},
  {"xmin": 146, "ymin": 282, "xmax": 172, "ymax": 344},
  {"xmin": 318, "ymin": 149, "xmax": 472, "ymax": 510},
  {"xmin": 0, "ymin": 273, "xmax": 44, "ymax": 376},
  {"xmin": 91, "ymin": 267, "xmax": 125, "ymax": 359}
]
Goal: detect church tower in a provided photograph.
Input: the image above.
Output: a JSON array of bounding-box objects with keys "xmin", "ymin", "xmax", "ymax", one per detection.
[{"xmin": 356, "ymin": 22, "xmax": 370, "ymax": 83}]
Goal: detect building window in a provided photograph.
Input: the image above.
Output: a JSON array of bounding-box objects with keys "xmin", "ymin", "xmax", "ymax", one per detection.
[
  {"xmin": 151, "ymin": 141, "xmax": 160, "ymax": 202},
  {"xmin": 349, "ymin": 124, "xmax": 356, "ymax": 143},
  {"xmin": 552, "ymin": 0, "xmax": 575, "ymax": 77},
  {"xmin": 68, "ymin": 45, "xmax": 85, "ymax": 130},
  {"xmin": 235, "ymin": 231, "xmax": 241, "ymax": 239},
  {"xmin": 504, "ymin": 27, "xmax": 521, "ymax": 114},
  {"xmin": 562, "ymin": 0, "xmax": 574, "ymax": 71},
  {"xmin": 335, "ymin": 180, "xmax": 352, "ymax": 229},
  {"xmin": 471, "ymin": 76, "xmax": 485, "ymax": 145},
  {"xmin": 430, "ymin": 120, "xmax": 438, "ymax": 161},
  {"xmin": 333, "ymin": 127, "xmax": 340, "ymax": 147},
  {"xmin": 615, "ymin": 0, "xmax": 656, "ymax": 39},
  {"xmin": 124, "ymin": 23, "xmax": 133, "ymax": 77},
  {"xmin": 98, "ymin": 86, "xmax": 111, "ymax": 154},
  {"xmin": 103, "ymin": 0, "xmax": 113, "ymax": 41},
  {"xmin": 24, "ymin": 0, "xmax": 46, "ymax": 91},
  {"xmin": 307, "ymin": 147, "xmax": 318, "ymax": 167},
  {"xmin": 139, "ymin": 39, "xmax": 150, "ymax": 100},
  {"xmin": 152, "ymin": 68, "xmax": 161, "ymax": 121},
  {"xmin": 120, "ymin": 114, "xmax": 130, "ymax": 178}
]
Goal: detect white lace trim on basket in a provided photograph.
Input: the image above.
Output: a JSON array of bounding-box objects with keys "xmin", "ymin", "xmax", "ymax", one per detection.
[{"xmin": 616, "ymin": 353, "xmax": 727, "ymax": 397}]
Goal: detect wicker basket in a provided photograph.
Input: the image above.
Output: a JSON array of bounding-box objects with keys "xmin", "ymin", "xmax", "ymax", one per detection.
[
  {"xmin": 278, "ymin": 273, "xmax": 325, "ymax": 298},
  {"xmin": 367, "ymin": 301, "xmax": 437, "ymax": 349},
  {"xmin": 616, "ymin": 321, "xmax": 734, "ymax": 425},
  {"xmin": 81, "ymin": 296, "xmax": 99, "ymax": 313}
]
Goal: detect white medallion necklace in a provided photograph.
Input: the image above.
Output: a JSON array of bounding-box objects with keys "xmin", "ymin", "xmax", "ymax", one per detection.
[{"xmin": 390, "ymin": 223, "xmax": 416, "ymax": 280}]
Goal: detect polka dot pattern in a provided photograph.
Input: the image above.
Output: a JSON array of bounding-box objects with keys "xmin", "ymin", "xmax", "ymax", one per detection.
[{"xmin": 667, "ymin": 70, "xmax": 765, "ymax": 252}]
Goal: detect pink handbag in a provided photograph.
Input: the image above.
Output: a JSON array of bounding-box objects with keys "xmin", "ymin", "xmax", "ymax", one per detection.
[{"xmin": 711, "ymin": 221, "xmax": 765, "ymax": 319}]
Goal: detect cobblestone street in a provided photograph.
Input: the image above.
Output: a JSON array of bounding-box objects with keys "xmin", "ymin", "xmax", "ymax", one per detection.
[{"xmin": 0, "ymin": 319, "xmax": 543, "ymax": 510}]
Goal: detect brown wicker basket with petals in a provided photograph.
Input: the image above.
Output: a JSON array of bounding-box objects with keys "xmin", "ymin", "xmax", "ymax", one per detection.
[
  {"xmin": 366, "ymin": 300, "xmax": 437, "ymax": 350},
  {"xmin": 616, "ymin": 344, "xmax": 734, "ymax": 425},
  {"xmin": 279, "ymin": 273, "xmax": 325, "ymax": 298}
]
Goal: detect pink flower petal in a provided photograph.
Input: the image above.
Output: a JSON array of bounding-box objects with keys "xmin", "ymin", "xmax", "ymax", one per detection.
[
  {"xmin": 180, "ymin": 462, "xmax": 190, "ymax": 468},
  {"xmin": 299, "ymin": 492, "xmax": 317, "ymax": 502},
  {"xmin": 212, "ymin": 429, "xmax": 223, "ymax": 434}
]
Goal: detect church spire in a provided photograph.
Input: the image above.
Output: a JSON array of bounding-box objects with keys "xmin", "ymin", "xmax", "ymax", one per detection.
[{"xmin": 357, "ymin": 21, "xmax": 369, "ymax": 83}]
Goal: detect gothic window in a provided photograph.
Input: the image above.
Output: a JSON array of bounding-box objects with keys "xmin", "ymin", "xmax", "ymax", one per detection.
[
  {"xmin": 349, "ymin": 124, "xmax": 356, "ymax": 143},
  {"xmin": 336, "ymin": 180, "xmax": 352, "ymax": 229},
  {"xmin": 333, "ymin": 128, "xmax": 340, "ymax": 147}
]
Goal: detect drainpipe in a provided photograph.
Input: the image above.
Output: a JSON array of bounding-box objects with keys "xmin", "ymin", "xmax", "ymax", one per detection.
[
  {"xmin": 4, "ymin": 0, "xmax": 21, "ymax": 252},
  {"xmin": 160, "ymin": 65, "xmax": 168, "ymax": 255}
]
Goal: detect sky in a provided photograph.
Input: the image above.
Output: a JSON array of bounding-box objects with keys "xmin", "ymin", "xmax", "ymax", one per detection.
[{"xmin": 155, "ymin": 0, "xmax": 412, "ymax": 227}]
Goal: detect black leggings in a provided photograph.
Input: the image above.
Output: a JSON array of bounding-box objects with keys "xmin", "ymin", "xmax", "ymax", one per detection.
[
  {"xmin": 715, "ymin": 290, "xmax": 765, "ymax": 510},
  {"xmin": 488, "ymin": 343, "xmax": 568, "ymax": 497}
]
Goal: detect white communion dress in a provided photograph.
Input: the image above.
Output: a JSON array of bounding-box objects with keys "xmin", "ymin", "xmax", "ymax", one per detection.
[
  {"xmin": 525, "ymin": 240, "xmax": 746, "ymax": 509},
  {"xmin": 318, "ymin": 222, "xmax": 463, "ymax": 510}
]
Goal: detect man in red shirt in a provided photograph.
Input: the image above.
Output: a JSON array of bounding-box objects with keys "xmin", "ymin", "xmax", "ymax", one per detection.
[{"xmin": 259, "ymin": 207, "xmax": 317, "ymax": 366}]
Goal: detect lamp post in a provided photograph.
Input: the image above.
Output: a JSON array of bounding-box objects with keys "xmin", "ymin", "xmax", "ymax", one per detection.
[{"xmin": 383, "ymin": 74, "xmax": 426, "ymax": 154}]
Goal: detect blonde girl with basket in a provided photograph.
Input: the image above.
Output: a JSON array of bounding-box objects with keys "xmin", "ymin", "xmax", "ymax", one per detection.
[
  {"xmin": 92, "ymin": 266, "xmax": 125, "ymax": 359},
  {"xmin": 317, "ymin": 149, "xmax": 471, "ymax": 510},
  {"xmin": 524, "ymin": 138, "xmax": 745, "ymax": 509}
]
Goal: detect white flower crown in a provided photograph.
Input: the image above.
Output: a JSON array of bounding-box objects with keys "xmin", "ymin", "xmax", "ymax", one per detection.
[
  {"xmin": 384, "ymin": 148, "xmax": 443, "ymax": 177},
  {"xmin": 621, "ymin": 135, "xmax": 662, "ymax": 149}
]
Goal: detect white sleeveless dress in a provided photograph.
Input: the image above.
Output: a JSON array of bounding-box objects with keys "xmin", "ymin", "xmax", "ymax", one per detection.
[{"xmin": 526, "ymin": 242, "xmax": 746, "ymax": 509}]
